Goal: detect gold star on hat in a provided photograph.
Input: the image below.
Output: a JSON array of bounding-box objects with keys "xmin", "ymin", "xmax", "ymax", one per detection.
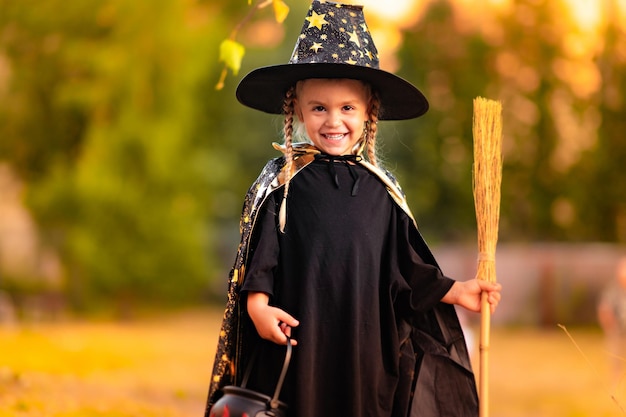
[
  {"xmin": 306, "ymin": 10, "xmax": 329, "ymax": 30},
  {"xmin": 310, "ymin": 42, "xmax": 324, "ymax": 53}
]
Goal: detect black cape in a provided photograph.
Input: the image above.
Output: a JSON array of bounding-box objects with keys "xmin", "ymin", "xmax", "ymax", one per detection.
[{"xmin": 205, "ymin": 144, "xmax": 479, "ymax": 417}]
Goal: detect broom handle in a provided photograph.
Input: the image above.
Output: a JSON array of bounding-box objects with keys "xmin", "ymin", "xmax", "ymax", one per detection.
[{"xmin": 479, "ymin": 291, "xmax": 491, "ymax": 417}]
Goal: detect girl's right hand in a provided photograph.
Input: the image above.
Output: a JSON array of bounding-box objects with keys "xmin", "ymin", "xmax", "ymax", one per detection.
[{"xmin": 247, "ymin": 291, "xmax": 299, "ymax": 345}]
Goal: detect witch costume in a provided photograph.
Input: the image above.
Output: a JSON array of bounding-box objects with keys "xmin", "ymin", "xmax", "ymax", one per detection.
[{"xmin": 205, "ymin": 2, "xmax": 479, "ymax": 417}]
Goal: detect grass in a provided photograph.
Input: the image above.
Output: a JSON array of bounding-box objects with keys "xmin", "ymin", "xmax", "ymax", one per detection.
[
  {"xmin": 0, "ymin": 308, "xmax": 223, "ymax": 417},
  {"xmin": 478, "ymin": 325, "xmax": 626, "ymax": 417},
  {"xmin": 0, "ymin": 308, "xmax": 625, "ymax": 416}
]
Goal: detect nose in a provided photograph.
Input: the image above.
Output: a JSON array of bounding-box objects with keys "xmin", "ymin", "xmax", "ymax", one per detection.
[{"xmin": 325, "ymin": 111, "xmax": 341, "ymax": 128}]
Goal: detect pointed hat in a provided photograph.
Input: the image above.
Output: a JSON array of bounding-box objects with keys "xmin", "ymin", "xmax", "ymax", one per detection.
[{"xmin": 236, "ymin": 0, "xmax": 428, "ymax": 120}]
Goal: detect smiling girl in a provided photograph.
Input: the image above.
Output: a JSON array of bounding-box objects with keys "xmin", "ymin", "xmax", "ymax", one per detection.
[
  {"xmin": 205, "ymin": 2, "xmax": 501, "ymax": 417},
  {"xmin": 295, "ymin": 78, "xmax": 370, "ymax": 156}
]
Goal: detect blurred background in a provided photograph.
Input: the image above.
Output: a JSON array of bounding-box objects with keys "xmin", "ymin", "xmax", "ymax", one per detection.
[
  {"xmin": 1, "ymin": 0, "xmax": 625, "ymax": 415},
  {"xmin": 1, "ymin": 0, "xmax": 624, "ymax": 322}
]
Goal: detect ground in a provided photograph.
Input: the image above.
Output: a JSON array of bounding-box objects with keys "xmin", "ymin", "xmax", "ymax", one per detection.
[{"xmin": 0, "ymin": 307, "xmax": 625, "ymax": 416}]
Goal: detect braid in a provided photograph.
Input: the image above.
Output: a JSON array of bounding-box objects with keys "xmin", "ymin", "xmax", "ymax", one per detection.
[
  {"xmin": 279, "ymin": 86, "xmax": 296, "ymax": 233},
  {"xmin": 366, "ymin": 92, "xmax": 381, "ymax": 167}
]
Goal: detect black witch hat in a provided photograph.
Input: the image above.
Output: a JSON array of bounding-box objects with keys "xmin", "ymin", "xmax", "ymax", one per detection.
[{"xmin": 236, "ymin": 0, "xmax": 428, "ymax": 120}]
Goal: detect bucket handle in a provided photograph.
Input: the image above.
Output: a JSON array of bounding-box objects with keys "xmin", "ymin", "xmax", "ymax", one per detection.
[{"xmin": 241, "ymin": 336, "xmax": 293, "ymax": 410}]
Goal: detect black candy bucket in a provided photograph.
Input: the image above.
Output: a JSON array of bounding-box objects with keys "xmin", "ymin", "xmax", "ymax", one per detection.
[{"xmin": 208, "ymin": 339, "xmax": 292, "ymax": 417}]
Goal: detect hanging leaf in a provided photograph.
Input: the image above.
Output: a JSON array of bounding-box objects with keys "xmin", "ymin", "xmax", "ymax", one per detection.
[
  {"xmin": 219, "ymin": 39, "xmax": 245, "ymax": 76},
  {"xmin": 273, "ymin": 0, "xmax": 289, "ymax": 23}
]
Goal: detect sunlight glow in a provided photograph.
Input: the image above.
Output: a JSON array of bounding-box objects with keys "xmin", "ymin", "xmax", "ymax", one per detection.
[
  {"xmin": 350, "ymin": 0, "xmax": 625, "ymax": 75},
  {"xmin": 564, "ymin": 0, "xmax": 602, "ymax": 31},
  {"xmin": 350, "ymin": 0, "xmax": 428, "ymax": 27},
  {"xmin": 357, "ymin": 0, "xmax": 625, "ymax": 37},
  {"xmin": 344, "ymin": 0, "xmax": 431, "ymax": 71}
]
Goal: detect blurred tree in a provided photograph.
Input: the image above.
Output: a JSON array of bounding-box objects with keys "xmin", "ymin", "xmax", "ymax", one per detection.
[
  {"xmin": 0, "ymin": 0, "xmax": 624, "ymax": 315},
  {"xmin": 390, "ymin": 1, "xmax": 493, "ymax": 242},
  {"xmin": 483, "ymin": 0, "xmax": 566, "ymax": 241},
  {"xmin": 583, "ymin": 0, "xmax": 626, "ymax": 242},
  {"xmin": 0, "ymin": 0, "xmax": 242, "ymax": 313},
  {"xmin": 393, "ymin": 0, "xmax": 625, "ymax": 244}
]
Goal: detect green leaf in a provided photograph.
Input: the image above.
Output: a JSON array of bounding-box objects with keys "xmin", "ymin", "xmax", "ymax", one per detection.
[
  {"xmin": 219, "ymin": 39, "xmax": 245, "ymax": 76},
  {"xmin": 273, "ymin": 0, "xmax": 289, "ymax": 23}
]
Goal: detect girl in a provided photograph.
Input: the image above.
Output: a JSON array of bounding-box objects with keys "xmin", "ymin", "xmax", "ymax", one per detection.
[{"xmin": 205, "ymin": 2, "xmax": 501, "ymax": 417}]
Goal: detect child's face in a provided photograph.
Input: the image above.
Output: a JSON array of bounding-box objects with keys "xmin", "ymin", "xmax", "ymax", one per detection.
[{"xmin": 294, "ymin": 78, "xmax": 370, "ymax": 156}]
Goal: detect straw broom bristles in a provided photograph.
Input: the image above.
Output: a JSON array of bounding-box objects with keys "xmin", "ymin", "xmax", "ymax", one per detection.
[
  {"xmin": 473, "ymin": 97, "xmax": 502, "ymax": 284},
  {"xmin": 472, "ymin": 96, "xmax": 503, "ymax": 417}
]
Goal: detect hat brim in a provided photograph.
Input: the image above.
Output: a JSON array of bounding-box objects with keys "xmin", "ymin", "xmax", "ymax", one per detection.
[{"xmin": 235, "ymin": 63, "xmax": 428, "ymax": 121}]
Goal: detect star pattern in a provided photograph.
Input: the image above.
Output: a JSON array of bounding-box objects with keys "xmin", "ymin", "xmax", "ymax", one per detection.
[
  {"xmin": 288, "ymin": 1, "xmax": 379, "ymax": 68},
  {"xmin": 348, "ymin": 30, "xmax": 360, "ymax": 47},
  {"xmin": 306, "ymin": 10, "xmax": 329, "ymax": 30},
  {"xmin": 310, "ymin": 42, "xmax": 323, "ymax": 52}
]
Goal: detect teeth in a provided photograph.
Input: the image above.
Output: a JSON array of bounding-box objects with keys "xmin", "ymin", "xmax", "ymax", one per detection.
[{"xmin": 325, "ymin": 134, "xmax": 345, "ymax": 140}]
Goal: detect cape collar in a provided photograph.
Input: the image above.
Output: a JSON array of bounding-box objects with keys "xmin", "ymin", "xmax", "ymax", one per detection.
[{"xmin": 271, "ymin": 142, "xmax": 417, "ymax": 226}]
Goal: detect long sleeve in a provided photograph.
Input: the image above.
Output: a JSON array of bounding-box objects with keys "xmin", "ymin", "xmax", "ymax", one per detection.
[{"xmin": 241, "ymin": 194, "xmax": 281, "ymax": 297}]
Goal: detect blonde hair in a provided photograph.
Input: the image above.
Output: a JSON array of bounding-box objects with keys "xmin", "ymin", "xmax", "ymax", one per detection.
[
  {"xmin": 278, "ymin": 80, "xmax": 382, "ymax": 233},
  {"xmin": 365, "ymin": 87, "xmax": 381, "ymax": 167}
]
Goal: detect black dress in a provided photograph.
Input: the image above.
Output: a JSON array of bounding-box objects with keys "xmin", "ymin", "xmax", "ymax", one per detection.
[{"xmin": 240, "ymin": 157, "xmax": 455, "ymax": 417}]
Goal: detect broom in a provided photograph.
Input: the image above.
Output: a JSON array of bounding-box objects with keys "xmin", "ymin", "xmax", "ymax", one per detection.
[{"xmin": 472, "ymin": 97, "xmax": 503, "ymax": 417}]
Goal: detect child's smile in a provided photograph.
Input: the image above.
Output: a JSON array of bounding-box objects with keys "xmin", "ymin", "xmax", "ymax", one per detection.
[{"xmin": 295, "ymin": 78, "xmax": 370, "ymax": 156}]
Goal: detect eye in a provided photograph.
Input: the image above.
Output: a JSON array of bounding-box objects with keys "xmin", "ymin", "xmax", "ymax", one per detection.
[
  {"xmin": 312, "ymin": 105, "xmax": 326, "ymax": 112},
  {"xmin": 342, "ymin": 105, "xmax": 355, "ymax": 111}
]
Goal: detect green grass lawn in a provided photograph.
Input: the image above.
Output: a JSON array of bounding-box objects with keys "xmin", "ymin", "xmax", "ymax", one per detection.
[{"xmin": 0, "ymin": 308, "xmax": 625, "ymax": 416}]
